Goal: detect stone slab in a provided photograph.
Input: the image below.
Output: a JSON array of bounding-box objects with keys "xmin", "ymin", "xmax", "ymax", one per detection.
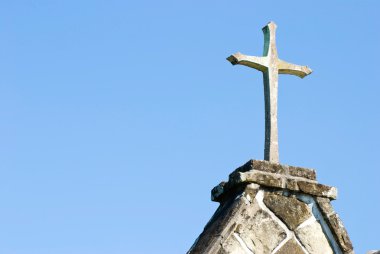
[
  {"xmin": 316, "ymin": 197, "xmax": 335, "ymax": 217},
  {"xmin": 231, "ymin": 160, "xmax": 316, "ymax": 180},
  {"xmin": 297, "ymin": 180, "xmax": 337, "ymax": 200},
  {"xmin": 314, "ymin": 197, "xmax": 354, "ymax": 253},
  {"xmin": 238, "ymin": 209, "xmax": 287, "ymax": 253},
  {"xmin": 327, "ymin": 213, "xmax": 354, "ymax": 253},
  {"xmin": 263, "ymin": 192, "xmax": 312, "ymax": 230},
  {"xmin": 288, "ymin": 165, "xmax": 316, "ymax": 180},
  {"xmin": 231, "ymin": 171, "xmax": 283, "ymax": 188},
  {"xmin": 226, "ymin": 170, "xmax": 337, "ymax": 199}
]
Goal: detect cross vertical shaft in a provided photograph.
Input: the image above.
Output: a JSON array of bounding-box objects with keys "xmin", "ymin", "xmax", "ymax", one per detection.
[
  {"xmin": 227, "ymin": 22, "xmax": 312, "ymax": 163},
  {"xmin": 263, "ymin": 23, "xmax": 279, "ymax": 163}
]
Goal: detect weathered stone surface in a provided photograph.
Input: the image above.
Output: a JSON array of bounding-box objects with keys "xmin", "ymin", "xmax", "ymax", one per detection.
[
  {"xmin": 288, "ymin": 165, "xmax": 316, "ymax": 180},
  {"xmin": 231, "ymin": 160, "xmax": 316, "ymax": 180},
  {"xmin": 232, "ymin": 159, "xmax": 286, "ymax": 175},
  {"xmin": 275, "ymin": 237, "xmax": 306, "ymax": 254},
  {"xmin": 219, "ymin": 234, "xmax": 247, "ymax": 254},
  {"xmin": 316, "ymin": 197, "xmax": 335, "ymax": 217},
  {"xmin": 295, "ymin": 221, "xmax": 333, "ymax": 254},
  {"xmin": 285, "ymin": 178, "xmax": 299, "ymax": 191},
  {"xmin": 247, "ymin": 171, "xmax": 283, "ymax": 188},
  {"xmin": 214, "ymin": 170, "xmax": 336, "ymax": 203},
  {"xmin": 230, "ymin": 170, "xmax": 336, "ymax": 199},
  {"xmin": 197, "ymin": 159, "xmax": 354, "ymax": 254},
  {"xmin": 188, "ymin": 195, "xmax": 248, "ymax": 253},
  {"xmin": 189, "ymin": 188, "xmax": 287, "ymax": 254},
  {"xmin": 367, "ymin": 251, "xmax": 380, "ymax": 254},
  {"xmin": 251, "ymin": 160, "xmax": 286, "ymax": 174},
  {"xmin": 328, "ymin": 213, "xmax": 354, "ymax": 253},
  {"xmin": 309, "ymin": 195, "xmax": 354, "ymax": 253},
  {"xmin": 237, "ymin": 209, "xmax": 286, "ymax": 253},
  {"xmin": 263, "ymin": 192, "xmax": 312, "ymax": 230},
  {"xmin": 297, "ymin": 180, "xmax": 337, "ymax": 199},
  {"xmin": 230, "ymin": 171, "xmax": 283, "ymax": 188}
]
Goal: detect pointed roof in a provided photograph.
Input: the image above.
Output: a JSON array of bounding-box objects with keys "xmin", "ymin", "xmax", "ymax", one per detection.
[{"xmin": 188, "ymin": 160, "xmax": 354, "ymax": 254}]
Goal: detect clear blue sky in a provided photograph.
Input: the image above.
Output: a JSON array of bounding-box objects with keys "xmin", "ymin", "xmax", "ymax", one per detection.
[{"xmin": 0, "ymin": 1, "xmax": 379, "ymax": 253}]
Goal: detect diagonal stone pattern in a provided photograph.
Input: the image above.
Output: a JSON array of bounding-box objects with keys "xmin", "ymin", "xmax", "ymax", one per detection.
[
  {"xmin": 188, "ymin": 160, "xmax": 354, "ymax": 254},
  {"xmin": 263, "ymin": 192, "xmax": 312, "ymax": 230}
]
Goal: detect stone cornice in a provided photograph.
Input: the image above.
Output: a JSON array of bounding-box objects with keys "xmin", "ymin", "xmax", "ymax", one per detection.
[{"xmin": 212, "ymin": 160, "xmax": 337, "ymax": 202}]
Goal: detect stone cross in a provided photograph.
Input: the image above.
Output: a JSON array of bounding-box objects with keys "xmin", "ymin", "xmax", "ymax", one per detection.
[{"xmin": 227, "ymin": 21, "xmax": 312, "ymax": 163}]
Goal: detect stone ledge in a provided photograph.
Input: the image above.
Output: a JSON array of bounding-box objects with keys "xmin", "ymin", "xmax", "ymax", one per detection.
[
  {"xmin": 212, "ymin": 160, "xmax": 337, "ymax": 202},
  {"xmin": 212, "ymin": 170, "xmax": 337, "ymax": 202},
  {"xmin": 230, "ymin": 159, "xmax": 316, "ymax": 181}
]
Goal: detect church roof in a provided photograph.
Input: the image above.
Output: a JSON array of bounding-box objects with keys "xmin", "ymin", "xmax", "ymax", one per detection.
[{"xmin": 188, "ymin": 160, "xmax": 354, "ymax": 254}]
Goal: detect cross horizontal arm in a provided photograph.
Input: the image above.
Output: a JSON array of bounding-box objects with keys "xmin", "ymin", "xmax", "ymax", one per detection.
[
  {"xmin": 227, "ymin": 52, "xmax": 268, "ymax": 72},
  {"xmin": 278, "ymin": 59, "xmax": 312, "ymax": 78}
]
